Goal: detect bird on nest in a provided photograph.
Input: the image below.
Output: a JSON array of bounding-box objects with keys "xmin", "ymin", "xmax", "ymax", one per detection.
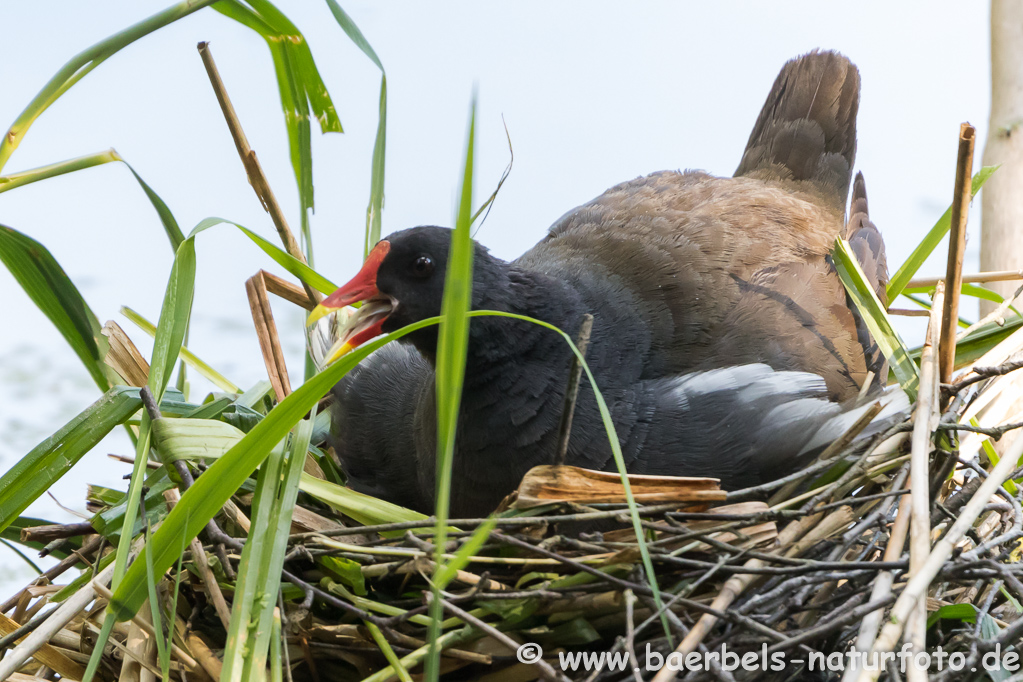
[{"xmin": 308, "ymin": 50, "xmax": 905, "ymax": 517}]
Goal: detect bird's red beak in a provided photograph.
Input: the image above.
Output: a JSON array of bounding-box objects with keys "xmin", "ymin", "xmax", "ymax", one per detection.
[{"xmin": 307, "ymin": 241, "xmax": 393, "ymax": 364}]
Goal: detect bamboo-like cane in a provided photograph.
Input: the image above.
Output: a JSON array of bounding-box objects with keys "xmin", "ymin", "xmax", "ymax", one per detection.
[{"xmin": 939, "ymin": 124, "xmax": 976, "ymax": 386}]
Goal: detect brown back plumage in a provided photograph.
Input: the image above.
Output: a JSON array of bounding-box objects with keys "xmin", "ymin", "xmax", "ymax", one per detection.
[{"xmin": 531, "ymin": 50, "xmax": 881, "ymax": 400}]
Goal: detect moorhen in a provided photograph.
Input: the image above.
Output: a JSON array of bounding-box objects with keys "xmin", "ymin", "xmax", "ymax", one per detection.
[{"xmin": 313, "ymin": 50, "xmax": 899, "ymax": 517}]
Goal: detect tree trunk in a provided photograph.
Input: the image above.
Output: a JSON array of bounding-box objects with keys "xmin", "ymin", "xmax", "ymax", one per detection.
[{"xmin": 981, "ymin": 0, "xmax": 1023, "ymax": 314}]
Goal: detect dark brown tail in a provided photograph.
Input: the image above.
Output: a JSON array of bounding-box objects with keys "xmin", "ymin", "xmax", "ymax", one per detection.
[
  {"xmin": 844, "ymin": 172, "xmax": 890, "ymax": 387},
  {"xmin": 735, "ymin": 50, "xmax": 860, "ymax": 212}
]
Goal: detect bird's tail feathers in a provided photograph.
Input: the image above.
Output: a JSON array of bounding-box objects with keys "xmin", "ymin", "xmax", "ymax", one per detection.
[{"xmin": 734, "ymin": 50, "xmax": 860, "ymax": 212}]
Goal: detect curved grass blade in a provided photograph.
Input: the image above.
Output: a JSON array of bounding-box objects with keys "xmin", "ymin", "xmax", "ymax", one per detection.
[
  {"xmin": 189, "ymin": 217, "xmax": 336, "ymax": 293},
  {"xmin": 0, "ymin": 151, "xmax": 185, "ymax": 252},
  {"xmin": 887, "ymin": 166, "xmax": 998, "ymax": 301},
  {"xmin": 87, "ymin": 237, "xmax": 197, "ymax": 680},
  {"xmin": 121, "ymin": 161, "xmax": 185, "ymax": 250},
  {"xmin": 0, "ymin": 149, "xmax": 119, "ymax": 194},
  {"xmin": 300, "ymin": 474, "xmax": 428, "ymax": 530},
  {"xmin": 834, "ymin": 237, "xmax": 919, "ymax": 398},
  {"xmin": 426, "ymin": 95, "xmax": 476, "ymax": 682},
  {"xmin": 0, "ymin": 387, "xmax": 142, "ymax": 534},
  {"xmin": 323, "ymin": 0, "xmax": 387, "ymax": 259},
  {"xmin": 0, "ymin": 0, "xmax": 218, "ymax": 173},
  {"xmin": 0, "ymin": 224, "xmax": 115, "ymax": 391}
]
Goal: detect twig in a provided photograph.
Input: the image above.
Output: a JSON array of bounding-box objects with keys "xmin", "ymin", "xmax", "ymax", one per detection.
[
  {"xmin": 0, "ymin": 559, "xmax": 117, "ymax": 680},
  {"xmin": 945, "ymin": 355, "xmax": 1023, "ymax": 393},
  {"xmin": 842, "ymin": 476, "xmax": 912, "ymax": 681},
  {"xmin": 556, "ymin": 314, "xmax": 594, "ymax": 465},
  {"xmin": 196, "ymin": 41, "xmax": 320, "ymax": 307},
  {"xmin": 938, "ymin": 123, "xmax": 976, "ymax": 385},
  {"xmin": 649, "ymin": 512, "xmax": 820, "ymax": 682},
  {"xmin": 19, "ymin": 522, "xmax": 95, "ymax": 544},
  {"xmin": 164, "ymin": 489, "xmax": 232, "ymax": 631},
  {"xmin": 959, "ymin": 283, "xmax": 1023, "ymax": 341},
  {"xmin": 907, "ymin": 281, "xmax": 943, "ymax": 672},
  {"xmin": 858, "ymin": 428, "xmax": 1023, "ymax": 682},
  {"xmin": 432, "ymin": 594, "xmax": 568, "ymax": 682},
  {"xmin": 0, "ymin": 534, "xmax": 103, "ymax": 614}
]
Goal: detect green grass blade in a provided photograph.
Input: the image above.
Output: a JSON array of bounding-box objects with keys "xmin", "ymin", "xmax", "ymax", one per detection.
[
  {"xmin": 0, "ymin": 387, "xmax": 142, "ymax": 534},
  {"xmin": 323, "ymin": 0, "xmax": 384, "ymax": 70},
  {"xmin": 322, "ymin": 0, "xmax": 387, "ymax": 259},
  {"xmin": 121, "ymin": 306, "xmax": 240, "ymax": 392},
  {"xmin": 364, "ymin": 76, "xmax": 387, "ymax": 258},
  {"xmin": 188, "ymin": 217, "xmax": 336, "ymax": 293},
  {"xmin": 426, "ymin": 96, "xmax": 477, "ymax": 682},
  {"xmin": 121, "ymin": 161, "xmax": 185, "ymax": 250},
  {"xmin": 433, "ymin": 516, "xmax": 497, "ymax": 590},
  {"xmin": 221, "ymin": 415, "xmax": 312, "ymax": 681},
  {"xmin": 0, "ymin": 538, "xmax": 42, "ymax": 573},
  {"xmin": 299, "ymin": 474, "xmax": 428, "ymax": 529},
  {"xmin": 834, "ymin": 237, "xmax": 919, "ymax": 398},
  {"xmin": 887, "ymin": 166, "xmax": 998, "ymax": 301},
  {"xmin": 91, "ymin": 236, "xmax": 198, "ymax": 677},
  {"xmin": 147, "ymin": 239, "xmax": 196, "ymax": 405},
  {"xmin": 0, "ymin": 150, "xmax": 185, "ymax": 252},
  {"xmin": 0, "ymin": 0, "xmax": 218, "ymax": 173},
  {"xmin": 0, "ymin": 224, "xmax": 115, "ymax": 391},
  {"xmin": 107, "ymin": 316, "xmax": 442, "ymax": 620},
  {"xmin": 365, "ymin": 621, "xmax": 413, "ymax": 682},
  {"xmin": 213, "ymin": 0, "xmax": 343, "ymax": 265},
  {"xmin": 0, "ymin": 149, "xmax": 119, "ymax": 194}
]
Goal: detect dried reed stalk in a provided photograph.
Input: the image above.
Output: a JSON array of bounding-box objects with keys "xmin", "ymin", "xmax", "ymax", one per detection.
[
  {"xmin": 197, "ymin": 42, "xmax": 320, "ymax": 308},
  {"xmin": 939, "ymin": 124, "xmax": 976, "ymax": 385},
  {"xmin": 906, "ymin": 281, "xmax": 943, "ymax": 681}
]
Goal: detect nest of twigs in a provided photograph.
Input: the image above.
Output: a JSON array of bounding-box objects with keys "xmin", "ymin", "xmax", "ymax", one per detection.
[{"xmin": 5, "ymin": 319, "xmax": 1023, "ymax": 682}]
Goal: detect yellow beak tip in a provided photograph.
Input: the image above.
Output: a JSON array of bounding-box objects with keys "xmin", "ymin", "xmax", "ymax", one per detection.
[
  {"xmin": 307, "ymin": 303, "xmax": 335, "ymax": 328},
  {"xmin": 324, "ymin": 341, "xmax": 355, "ymax": 365}
]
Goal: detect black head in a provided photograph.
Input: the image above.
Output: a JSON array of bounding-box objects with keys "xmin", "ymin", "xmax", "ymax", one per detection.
[{"xmin": 312, "ymin": 226, "xmax": 505, "ymax": 359}]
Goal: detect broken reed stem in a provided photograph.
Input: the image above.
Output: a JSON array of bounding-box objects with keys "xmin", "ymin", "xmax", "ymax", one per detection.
[
  {"xmin": 907, "ymin": 269, "xmax": 1023, "ymax": 290},
  {"xmin": 0, "ymin": 535, "xmax": 103, "ymax": 614},
  {"xmin": 0, "ymin": 560, "xmax": 117, "ymax": 680},
  {"xmin": 262, "ymin": 269, "xmax": 317, "ymax": 311},
  {"xmin": 246, "ymin": 271, "xmax": 292, "ymax": 402},
  {"xmin": 196, "ymin": 41, "xmax": 320, "ymax": 308},
  {"xmin": 939, "ymin": 123, "xmax": 976, "ymax": 386},
  {"xmin": 858, "ymin": 430, "xmax": 1023, "ymax": 682},
  {"xmin": 556, "ymin": 314, "xmax": 594, "ymax": 465},
  {"xmin": 907, "ymin": 281, "xmax": 942, "ymax": 679}
]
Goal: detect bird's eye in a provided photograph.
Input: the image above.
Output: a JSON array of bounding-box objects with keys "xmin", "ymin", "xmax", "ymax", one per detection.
[{"xmin": 410, "ymin": 254, "xmax": 434, "ymax": 278}]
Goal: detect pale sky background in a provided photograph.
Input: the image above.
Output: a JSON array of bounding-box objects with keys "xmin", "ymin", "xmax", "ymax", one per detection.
[{"xmin": 0, "ymin": 2, "xmax": 994, "ymax": 590}]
